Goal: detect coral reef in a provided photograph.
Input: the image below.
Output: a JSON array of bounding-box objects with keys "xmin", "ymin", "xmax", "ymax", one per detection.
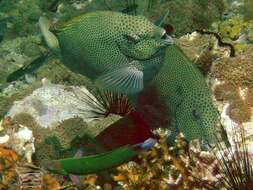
[
  {"xmin": 175, "ymin": 29, "xmax": 241, "ymax": 75},
  {"xmin": 0, "ymin": 0, "xmax": 252, "ymax": 189},
  {"xmin": 137, "ymin": 0, "xmax": 224, "ymax": 36},
  {"xmin": 113, "ymin": 129, "xmax": 253, "ymax": 190},
  {"xmin": 0, "ymin": 148, "xmax": 63, "ymax": 189},
  {"xmin": 3, "ymin": 109, "xmax": 121, "ymax": 163},
  {"xmin": 217, "ymin": 15, "xmax": 253, "ymax": 44},
  {"xmin": 0, "ymin": 0, "xmax": 42, "ymax": 38},
  {"xmin": 0, "ymin": 129, "xmax": 252, "ymax": 190},
  {"xmin": 0, "ymin": 35, "xmax": 46, "ymax": 86},
  {"xmin": 0, "ymin": 116, "xmax": 35, "ymax": 163},
  {"xmin": 210, "ymin": 43, "xmax": 253, "ymax": 159},
  {"xmin": 211, "ymin": 45, "xmax": 253, "ymax": 87},
  {"xmin": 176, "ymin": 32, "xmax": 222, "ymax": 75},
  {"xmin": 113, "ymin": 132, "xmax": 222, "ymax": 189},
  {"xmin": 214, "ymin": 125, "xmax": 253, "ymax": 189},
  {"xmin": 0, "ymin": 147, "xmax": 19, "ymax": 189},
  {"xmin": 211, "ymin": 45, "xmax": 253, "ymax": 124}
]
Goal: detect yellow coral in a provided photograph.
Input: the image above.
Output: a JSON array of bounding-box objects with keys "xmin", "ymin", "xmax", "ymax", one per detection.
[
  {"xmin": 218, "ymin": 16, "xmax": 253, "ymax": 40},
  {"xmin": 113, "ymin": 133, "xmax": 221, "ymax": 190},
  {"xmin": 0, "ymin": 147, "xmax": 19, "ymax": 188},
  {"xmin": 0, "ymin": 147, "xmax": 18, "ymax": 170},
  {"xmin": 42, "ymin": 174, "xmax": 61, "ymax": 190}
]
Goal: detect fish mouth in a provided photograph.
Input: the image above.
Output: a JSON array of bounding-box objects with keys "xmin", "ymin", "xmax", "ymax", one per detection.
[{"xmin": 163, "ymin": 34, "xmax": 174, "ymax": 45}]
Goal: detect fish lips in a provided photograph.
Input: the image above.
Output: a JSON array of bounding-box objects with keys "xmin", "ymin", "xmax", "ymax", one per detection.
[{"xmin": 162, "ymin": 34, "xmax": 174, "ymax": 45}]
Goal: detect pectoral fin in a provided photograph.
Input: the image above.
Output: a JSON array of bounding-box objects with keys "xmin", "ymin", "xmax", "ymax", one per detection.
[{"xmin": 95, "ymin": 65, "xmax": 143, "ymax": 94}]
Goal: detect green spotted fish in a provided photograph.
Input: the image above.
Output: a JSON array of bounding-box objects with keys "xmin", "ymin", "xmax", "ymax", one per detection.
[
  {"xmin": 56, "ymin": 10, "xmax": 218, "ymax": 144},
  {"xmin": 39, "ymin": 11, "xmax": 218, "ymax": 143},
  {"xmin": 40, "ymin": 11, "xmax": 172, "ymax": 94},
  {"xmin": 138, "ymin": 44, "xmax": 219, "ymax": 144}
]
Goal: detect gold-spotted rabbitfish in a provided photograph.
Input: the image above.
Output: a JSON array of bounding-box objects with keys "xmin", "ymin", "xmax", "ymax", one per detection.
[
  {"xmin": 40, "ymin": 11, "xmax": 173, "ymax": 94},
  {"xmin": 142, "ymin": 44, "xmax": 219, "ymax": 144}
]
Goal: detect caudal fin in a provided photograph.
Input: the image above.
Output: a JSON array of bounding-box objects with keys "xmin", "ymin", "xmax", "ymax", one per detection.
[{"xmin": 39, "ymin": 16, "xmax": 60, "ymax": 52}]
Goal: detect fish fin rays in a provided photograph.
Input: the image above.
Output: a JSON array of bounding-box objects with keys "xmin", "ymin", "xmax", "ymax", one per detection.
[
  {"xmin": 95, "ymin": 66, "xmax": 143, "ymax": 94},
  {"xmin": 39, "ymin": 16, "xmax": 60, "ymax": 52}
]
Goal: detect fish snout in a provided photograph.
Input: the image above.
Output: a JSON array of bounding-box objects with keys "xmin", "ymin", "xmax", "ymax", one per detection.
[{"xmin": 161, "ymin": 34, "xmax": 174, "ymax": 46}]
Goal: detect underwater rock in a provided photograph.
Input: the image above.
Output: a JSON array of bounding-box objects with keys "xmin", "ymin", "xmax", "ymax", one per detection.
[
  {"xmin": 0, "ymin": 117, "xmax": 35, "ymax": 163},
  {"xmin": 50, "ymin": 0, "xmax": 224, "ymax": 37},
  {"xmin": 143, "ymin": 0, "xmax": 224, "ymax": 36},
  {"xmin": 12, "ymin": 126, "xmax": 35, "ymax": 163},
  {"xmin": 9, "ymin": 111, "xmax": 121, "ymax": 163},
  {"xmin": 0, "ymin": 35, "xmax": 45, "ymax": 86},
  {"xmin": 3, "ymin": 83, "xmax": 123, "ymax": 162},
  {"xmin": 7, "ymin": 83, "xmax": 104, "ymax": 128},
  {"xmin": 0, "ymin": 0, "xmax": 42, "ymax": 38},
  {"xmin": 240, "ymin": 0, "xmax": 253, "ymax": 20},
  {"xmin": 0, "ymin": 79, "xmax": 41, "ymax": 120}
]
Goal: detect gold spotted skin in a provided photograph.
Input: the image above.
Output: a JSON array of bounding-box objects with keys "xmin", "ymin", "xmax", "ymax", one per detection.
[
  {"xmin": 150, "ymin": 44, "xmax": 219, "ymax": 143},
  {"xmin": 52, "ymin": 11, "xmax": 168, "ymax": 85}
]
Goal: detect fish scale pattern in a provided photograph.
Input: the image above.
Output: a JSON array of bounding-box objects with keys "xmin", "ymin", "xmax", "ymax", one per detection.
[
  {"xmin": 52, "ymin": 11, "xmax": 167, "ymax": 88},
  {"xmin": 45, "ymin": 11, "xmax": 218, "ymax": 142},
  {"xmin": 151, "ymin": 44, "xmax": 219, "ymax": 142}
]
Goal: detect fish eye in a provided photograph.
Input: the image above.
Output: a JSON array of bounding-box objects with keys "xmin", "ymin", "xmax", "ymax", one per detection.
[
  {"xmin": 192, "ymin": 109, "xmax": 201, "ymax": 120},
  {"xmin": 124, "ymin": 34, "xmax": 140, "ymax": 44}
]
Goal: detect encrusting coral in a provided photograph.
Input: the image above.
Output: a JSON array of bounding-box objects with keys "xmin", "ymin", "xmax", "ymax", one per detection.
[
  {"xmin": 113, "ymin": 131, "xmax": 222, "ymax": 190},
  {"xmin": 211, "ymin": 45, "xmax": 253, "ymax": 88},
  {"xmin": 0, "ymin": 144, "xmax": 62, "ymax": 189},
  {"xmin": 176, "ymin": 31, "xmax": 232, "ymax": 75},
  {"xmin": 0, "ymin": 1, "xmax": 252, "ymax": 189},
  {"xmin": 211, "ymin": 45, "xmax": 253, "ymax": 124},
  {"xmin": 0, "ymin": 147, "xmax": 19, "ymax": 189},
  {"xmin": 0, "ymin": 126, "xmax": 252, "ymax": 190}
]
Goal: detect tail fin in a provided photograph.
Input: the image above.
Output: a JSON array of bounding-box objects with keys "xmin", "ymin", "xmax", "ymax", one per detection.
[
  {"xmin": 39, "ymin": 16, "xmax": 60, "ymax": 53},
  {"xmin": 6, "ymin": 53, "xmax": 51, "ymax": 82}
]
